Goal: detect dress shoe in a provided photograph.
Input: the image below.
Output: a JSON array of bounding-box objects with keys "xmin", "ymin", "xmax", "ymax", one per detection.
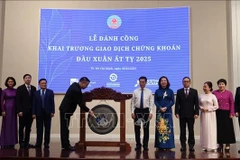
[
  {"xmin": 180, "ymin": 148, "xmax": 186, "ymax": 152},
  {"xmin": 62, "ymin": 145, "xmax": 75, "ymax": 151},
  {"xmin": 20, "ymin": 144, "xmax": 25, "ymax": 149},
  {"xmin": 157, "ymin": 148, "xmax": 164, "ymax": 151},
  {"xmin": 135, "ymin": 146, "xmax": 141, "ymax": 151},
  {"xmin": 143, "ymin": 147, "xmax": 149, "ymax": 151},
  {"xmin": 189, "ymin": 148, "xmax": 195, "ymax": 152},
  {"xmin": 217, "ymin": 144, "xmax": 223, "ymax": 153},
  {"xmin": 34, "ymin": 144, "xmax": 41, "ymax": 148},
  {"xmin": 225, "ymin": 145, "xmax": 230, "ymax": 152},
  {"xmin": 44, "ymin": 145, "xmax": 49, "ymax": 149},
  {"xmin": 25, "ymin": 144, "xmax": 35, "ymax": 148}
]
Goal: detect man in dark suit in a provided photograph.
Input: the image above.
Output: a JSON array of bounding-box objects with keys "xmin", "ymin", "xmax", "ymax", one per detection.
[
  {"xmin": 235, "ymin": 86, "xmax": 240, "ymax": 118},
  {"xmin": 16, "ymin": 74, "xmax": 37, "ymax": 148},
  {"xmin": 59, "ymin": 77, "xmax": 94, "ymax": 151},
  {"xmin": 175, "ymin": 77, "xmax": 199, "ymax": 152},
  {"xmin": 32, "ymin": 78, "xmax": 55, "ymax": 149},
  {"xmin": 234, "ymin": 86, "xmax": 240, "ymax": 153}
]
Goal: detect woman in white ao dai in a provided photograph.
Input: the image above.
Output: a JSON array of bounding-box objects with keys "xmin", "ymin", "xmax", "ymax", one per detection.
[{"xmin": 199, "ymin": 81, "xmax": 219, "ymax": 152}]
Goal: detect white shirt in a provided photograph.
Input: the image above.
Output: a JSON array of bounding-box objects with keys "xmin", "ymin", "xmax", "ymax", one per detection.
[
  {"xmin": 41, "ymin": 89, "xmax": 45, "ymax": 96},
  {"xmin": 25, "ymin": 84, "xmax": 31, "ymax": 90},
  {"xmin": 131, "ymin": 87, "xmax": 154, "ymax": 113},
  {"xmin": 184, "ymin": 87, "xmax": 190, "ymax": 95}
]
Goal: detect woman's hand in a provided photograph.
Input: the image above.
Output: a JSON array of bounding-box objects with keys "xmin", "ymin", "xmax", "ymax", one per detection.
[
  {"xmin": 160, "ymin": 107, "xmax": 167, "ymax": 113},
  {"xmin": 201, "ymin": 107, "xmax": 208, "ymax": 112},
  {"xmin": 235, "ymin": 112, "xmax": 239, "ymax": 117},
  {"xmin": 203, "ymin": 108, "xmax": 208, "ymax": 112}
]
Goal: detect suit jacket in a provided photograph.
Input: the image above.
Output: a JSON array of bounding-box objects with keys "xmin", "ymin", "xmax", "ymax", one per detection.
[
  {"xmin": 32, "ymin": 89, "xmax": 55, "ymax": 116},
  {"xmin": 175, "ymin": 88, "xmax": 199, "ymax": 118},
  {"xmin": 0, "ymin": 88, "xmax": 2, "ymax": 116},
  {"xmin": 234, "ymin": 87, "xmax": 240, "ymax": 113},
  {"xmin": 59, "ymin": 82, "xmax": 89, "ymax": 114},
  {"xmin": 16, "ymin": 84, "xmax": 36, "ymax": 114}
]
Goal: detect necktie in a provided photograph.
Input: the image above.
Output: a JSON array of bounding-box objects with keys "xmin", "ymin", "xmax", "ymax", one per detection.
[
  {"xmin": 27, "ymin": 85, "xmax": 31, "ymax": 95},
  {"xmin": 41, "ymin": 90, "xmax": 45, "ymax": 109},
  {"xmin": 185, "ymin": 88, "xmax": 188, "ymax": 97},
  {"xmin": 140, "ymin": 89, "xmax": 144, "ymax": 109}
]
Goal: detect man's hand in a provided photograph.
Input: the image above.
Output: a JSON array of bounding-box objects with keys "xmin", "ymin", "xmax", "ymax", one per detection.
[
  {"xmin": 236, "ymin": 112, "xmax": 239, "ymax": 117},
  {"xmin": 149, "ymin": 113, "xmax": 153, "ymax": 120},
  {"xmin": 51, "ymin": 113, "xmax": 54, "ymax": 117},
  {"xmin": 88, "ymin": 110, "xmax": 95, "ymax": 117},
  {"xmin": 175, "ymin": 114, "xmax": 179, "ymax": 118},
  {"xmin": 2, "ymin": 112, "xmax": 6, "ymax": 117},
  {"xmin": 230, "ymin": 115, "xmax": 234, "ymax": 118},
  {"xmin": 32, "ymin": 115, "xmax": 36, "ymax": 119},
  {"xmin": 194, "ymin": 115, "xmax": 199, "ymax": 119},
  {"xmin": 18, "ymin": 112, "xmax": 23, "ymax": 117},
  {"xmin": 131, "ymin": 113, "xmax": 135, "ymax": 119}
]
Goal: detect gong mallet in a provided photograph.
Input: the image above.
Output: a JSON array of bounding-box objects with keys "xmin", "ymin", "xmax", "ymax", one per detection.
[{"xmin": 92, "ymin": 114, "xmax": 102, "ymax": 123}]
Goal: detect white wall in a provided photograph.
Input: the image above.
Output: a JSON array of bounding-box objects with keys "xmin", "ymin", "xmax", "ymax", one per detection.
[
  {"xmin": 0, "ymin": 0, "xmax": 5, "ymax": 134},
  {"xmin": 0, "ymin": 0, "xmax": 4, "ymax": 81},
  {"xmin": 230, "ymin": 0, "xmax": 240, "ymax": 141}
]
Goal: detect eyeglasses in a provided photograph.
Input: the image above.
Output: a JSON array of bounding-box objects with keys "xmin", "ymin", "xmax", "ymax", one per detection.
[{"xmin": 183, "ymin": 81, "xmax": 190, "ymax": 83}]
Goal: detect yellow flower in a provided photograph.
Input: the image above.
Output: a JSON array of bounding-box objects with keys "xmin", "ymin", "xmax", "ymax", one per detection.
[{"xmin": 158, "ymin": 118, "xmax": 167, "ymax": 133}]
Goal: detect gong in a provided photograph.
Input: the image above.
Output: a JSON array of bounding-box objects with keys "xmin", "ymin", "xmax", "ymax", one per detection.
[{"xmin": 87, "ymin": 104, "xmax": 118, "ymax": 135}]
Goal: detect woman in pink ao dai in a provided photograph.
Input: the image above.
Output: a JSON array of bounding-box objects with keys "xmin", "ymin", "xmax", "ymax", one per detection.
[{"xmin": 199, "ymin": 81, "xmax": 219, "ymax": 152}]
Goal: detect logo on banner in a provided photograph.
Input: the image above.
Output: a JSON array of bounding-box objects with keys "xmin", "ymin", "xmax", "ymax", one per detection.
[
  {"xmin": 70, "ymin": 78, "xmax": 79, "ymax": 85},
  {"xmin": 107, "ymin": 15, "xmax": 122, "ymax": 29},
  {"xmin": 109, "ymin": 73, "xmax": 118, "ymax": 82},
  {"xmin": 106, "ymin": 73, "xmax": 120, "ymax": 88},
  {"xmin": 134, "ymin": 79, "xmax": 159, "ymax": 87}
]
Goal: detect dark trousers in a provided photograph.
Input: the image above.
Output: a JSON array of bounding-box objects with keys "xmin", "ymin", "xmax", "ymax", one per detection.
[
  {"xmin": 134, "ymin": 108, "xmax": 150, "ymax": 148},
  {"xmin": 19, "ymin": 112, "xmax": 33, "ymax": 146},
  {"xmin": 36, "ymin": 108, "xmax": 52, "ymax": 146},
  {"xmin": 179, "ymin": 118, "xmax": 195, "ymax": 148},
  {"xmin": 60, "ymin": 111, "xmax": 71, "ymax": 148},
  {"xmin": 238, "ymin": 116, "xmax": 240, "ymax": 129}
]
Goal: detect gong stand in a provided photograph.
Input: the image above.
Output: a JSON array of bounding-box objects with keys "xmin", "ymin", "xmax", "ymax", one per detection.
[{"xmin": 75, "ymin": 87, "xmax": 132, "ymax": 152}]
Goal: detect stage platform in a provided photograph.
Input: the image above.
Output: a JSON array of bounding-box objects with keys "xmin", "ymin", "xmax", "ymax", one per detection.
[{"xmin": 0, "ymin": 140, "xmax": 240, "ymax": 160}]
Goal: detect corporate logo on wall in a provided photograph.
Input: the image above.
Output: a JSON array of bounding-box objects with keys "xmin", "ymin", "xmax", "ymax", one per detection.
[
  {"xmin": 70, "ymin": 78, "xmax": 79, "ymax": 85},
  {"xmin": 70, "ymin": 78, "xmax": 96, "ymax": 87},
  {"xmin": 107, "ymin": 15, "xmax": 122, "ymax": 29},
  {"xmin": 134, "ymin": 79, "xmax": 159, "ymax": 87},
  {"xmin": 106, "ymin": 73, "xmax": 120, "ymax": 88}
]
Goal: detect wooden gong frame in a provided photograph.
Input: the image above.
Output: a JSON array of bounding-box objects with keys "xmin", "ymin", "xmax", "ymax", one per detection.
[{"xmin": 75, "ymin": 87, "xmax": 132, "ymax": 152}]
